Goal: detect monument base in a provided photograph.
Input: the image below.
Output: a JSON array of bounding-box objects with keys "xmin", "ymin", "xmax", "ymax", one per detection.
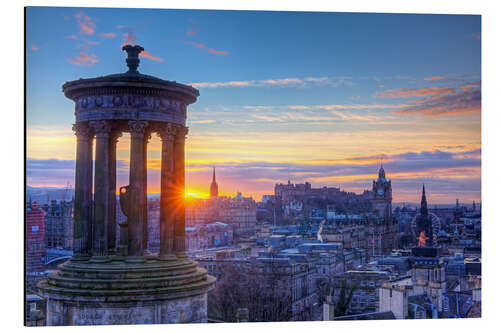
[
  {"xmin": 45, "ymin": 293, "xmax": 208, "ymax": 325},
  {"xmin": 38, "ymin": 255, "xmax": 215, "ymax": 326}
]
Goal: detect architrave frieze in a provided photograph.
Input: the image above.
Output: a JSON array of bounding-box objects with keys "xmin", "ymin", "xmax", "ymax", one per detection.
[{"xmin": 74, "ymin": 94, "xmax": 187, "ymax": 126}]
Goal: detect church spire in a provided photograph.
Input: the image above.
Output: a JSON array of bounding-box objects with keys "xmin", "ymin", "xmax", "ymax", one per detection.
[
  {"xmin": 378, "ymin": 164, "xmax": 386, "ymax": 181},
  {"xmin": 210, "ymin": 166, "xmax": 219, "ymax": 199},
  {"xmin": 421, "ymin": 184, "xmax": 428, "ymax": 217}
]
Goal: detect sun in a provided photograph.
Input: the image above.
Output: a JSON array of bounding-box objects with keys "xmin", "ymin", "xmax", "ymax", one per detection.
[{"xmin": 184, "ymin": 190, "xmax": 209, "ymax": 199}]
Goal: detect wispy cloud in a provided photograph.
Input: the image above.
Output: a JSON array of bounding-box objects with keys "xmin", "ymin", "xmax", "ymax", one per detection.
[
  {"xmin": 208, "ymin": 47, "xmax": 229, "ymax": 55},
  {"xmin": 75, "ymin": 12, "xmax": 95, "ymax": 35},
  {"xmin": 424, "ymin": 76, "xmax": 445, "ymax": 81},
  {"xmin": 249, "ymin": 109, "xmax": 394, "ymax": 124},
  {"xmin": 140, "ymin": 50, "xmax": 163, "ymax": 62},
  {"xmin": 30, "ymin": 44, "xmax": 39, "ymax": 51},
  {"xmin": 374, "ymin": 82, "xmax": 481, "ymax": 117},
  {"xmin": 117, "ymin": 25, "xmax": 138, "ymax": 46},
  {"xmin": 374, "ymin": 87, "xmax": 455, "ymax": 98},
  {"xmin": 67, "ymin": 50, "xmax": 99, "ymax": 66},
  {"xmin": 186, "ymin": 18, "xmax": 201, "ymax": 36},
  {"xmin": 243, "ymin": 103, "xmax": 406, "ymax": 112},
  {"xmin": 190, "ymin": 76, "xmax": 352, "ymax": 88},
  {"xmin": 185, "ymin": 41, "xmax": 206, "ymax": 49},
  {"xmin": 66, "ymin": 35, "xmax": 78, "ymax": 40},
  {"xmin": 100, "ymin": 32, "xmax": 116, "ymax": 38},
  {"xmin": 122, "ymin": 31, "xmax": 136, "ymax": 46},
  {"xmin": 394, "ymin": 86, "xmax": 481, "ymax": 117},
  {"xmin": 185, "ymin": 40, "xmax": 229, "ymax": 56},
  {"xmin": 190, "ymin": 120, "xmax": 216, "ymax": 124}
]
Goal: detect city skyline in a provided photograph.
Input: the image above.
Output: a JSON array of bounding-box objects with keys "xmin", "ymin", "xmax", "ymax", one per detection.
[{"xmin": 26, "ymin": 7, "xmax": 481, "ymax": 203}]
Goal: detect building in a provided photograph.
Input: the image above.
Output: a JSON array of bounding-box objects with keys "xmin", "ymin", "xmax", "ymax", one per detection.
[
  {"xmin": 26, "ymin": 202, "xmax": 45, "ymax": 274},
  {"xmin": 43, "ymin": 199, "xmax": 73, "ymax": 250},
  {"xmin": 411, "ymin": 185, "xmax": 441, "ymax": 247},
  {"xmin": 409, "ymin": 247, "xmax": 446, "ymax": 312},
  {"xmin": 371, "ymin": 165, "xmax": 392, "ymax": 221},
  {"xmin": 216, "ymin": 193, "xmax": 257, "ymax": 238},
  {"xmin": 186, "ymin": 222, "xmax": 234, "ymax": 251},
  {"xmin": 256, "ymin": 252, "xmax": 320, "ymax": 321}
]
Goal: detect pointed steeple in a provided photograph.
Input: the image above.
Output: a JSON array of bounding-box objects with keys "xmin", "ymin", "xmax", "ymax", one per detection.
[
  {"xmin": 421, "ymin": 184, "xmax": 428, "ymax": 216},
  {"xmin": 378, "ymin": 164, "xmax": 386, "ymax": 181},
  {"xmin": 210, "ymin": 166, "xmax": 219, "ymax": 199}
]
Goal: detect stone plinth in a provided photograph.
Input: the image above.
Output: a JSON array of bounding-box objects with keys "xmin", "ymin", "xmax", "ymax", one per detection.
[{"xmin": 38, "ymin": 256, "xmax": 215, "ymax": 325}]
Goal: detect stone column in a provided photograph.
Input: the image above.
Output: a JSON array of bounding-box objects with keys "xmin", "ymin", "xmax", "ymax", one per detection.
[
  {"xmin": 108, "ymin": 131, "xmax": 122, "ymax": 253},
  {"xmin": 173, "ymin": 126, "xmax": 188, "ymax": 258},
  {"xmin": 142, "ymin": 132, "xmax": 151, "ymax": 254},
  {"xmin": 158, "ymin": 124, "xmax": 177, "ymax": 260},
  {"xmin": 89, "ymin": 120, "xmax": 112, "ymax": 260},
  {"xmin": 71, "ymin": 123, "xmax": 94, "ymax": 260},
  {"xmin": 128, "ymin": 120, "xmax": 149, "ymax": 259}
]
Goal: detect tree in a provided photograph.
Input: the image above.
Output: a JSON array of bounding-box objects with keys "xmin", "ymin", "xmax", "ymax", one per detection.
[
  {"xmin": 208, "ymin": 259, "xmax": 295, "ymax": 322},
  {"xmin": 334, "ymin": 278, "xmax": 356, "ymax": 317}
]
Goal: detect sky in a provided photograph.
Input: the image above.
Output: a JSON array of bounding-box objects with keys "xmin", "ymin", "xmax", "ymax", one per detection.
[{"xmin": 26, "ymin": 7, "xmax": 481, "ymax": 204}]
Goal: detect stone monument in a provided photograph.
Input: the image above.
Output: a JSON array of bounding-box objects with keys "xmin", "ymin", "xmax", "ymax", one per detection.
[{"xmin": 38, "ymin": 45, "xmax": 215, "ymax": 325}]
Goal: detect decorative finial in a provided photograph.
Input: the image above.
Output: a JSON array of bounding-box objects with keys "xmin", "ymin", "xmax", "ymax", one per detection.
[{"xmin": 121, "ymin": 44, "xmax": 144, "ymax": 73}]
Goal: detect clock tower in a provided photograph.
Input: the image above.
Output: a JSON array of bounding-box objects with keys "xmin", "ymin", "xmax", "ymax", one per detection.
[{"xmin": 372, "ymin": 165, "xmax": 392, "ymax": 220}]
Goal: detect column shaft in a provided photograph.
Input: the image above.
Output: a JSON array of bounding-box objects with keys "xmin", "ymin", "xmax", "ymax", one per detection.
[
  {"xmin": 142, "ymin": 134, "xmax": 150, "ymax": 253},
  {"xmin": 72, "ymin": 123, "xmax": 93, "ymax": 259},
  {"xmin": 158, "ymin": 124, "xmax": 176, "ymax": 258},
  {"xmin": 91, "ymin": 120, "xmax": 112, "ymax": 258},
  {"xmin": 128, "ymin": 120, "xmax": 148, "ymax": 257},
  {"xmin": 108, "ymin": 132, "xmax": 121, "ymax": 253},
  {"xmin": 173, "ymin": 126, "xmax": 188, "ymax": 256}
]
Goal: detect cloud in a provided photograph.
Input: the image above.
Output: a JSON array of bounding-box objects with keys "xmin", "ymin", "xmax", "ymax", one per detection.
[
  {"xmin": 190, "ymin": 120, "xmax": 216, "ymax": 124},
  {"xmin": 75, "ymin": 12, "xmax": 96, "ymax": 35},
  {"xmin": 424, "ymin": 76, "xmax": 445, "ymax": 81},
  {"xmin": 208, "ymin": 48, "xmax": 229, "ymax": 55},
  {"xmin": 185, "ymin": 40, "xmax": 229, "ymax": 55},
  {"xmin": 393, "ymin": 86, "xmax": 481, "ymax": 117},
  {"xmin": 30, "ymin": 44, "xmax": 39, "ymax": 51},
  {"xmin": 186, "ymin": 18, "xmax": 201, "ymax": 36},
  {"xmin": 67, "ymin": 51, "xmax": 99, "ymax": 66},
  {"xmin": 374, "ymin": 87, "xmax": 456, "ymax": 99},
  {"xmin": 140, "ymin": 50, "xmax": 163, "ymax": 62},
  {"xmin": 373, "ymin": 81, "xmax": 481, "ymax": 116},
  {"xmin": 122, "ymin": 32, "xmax": 137, "ymax": 46},
  {"xmin": 190, "ymin": 76, "xmax": 352, "ymax": 89},
  {"xmin": 100, "ymin": 32, "xmax": 116, "ymax": 38},
  {"xmin": 66, "ymin": 35, "xmax": 78, "ymax": 40},
  {"xmin": 185, "ymin": 41, "xmax": 206, "ymax": 49}
]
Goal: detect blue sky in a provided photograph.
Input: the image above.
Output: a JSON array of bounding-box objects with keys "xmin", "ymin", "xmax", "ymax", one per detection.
[{"xmin": 26, "ymin": 7, "xmax": 481, "ymax": 203}]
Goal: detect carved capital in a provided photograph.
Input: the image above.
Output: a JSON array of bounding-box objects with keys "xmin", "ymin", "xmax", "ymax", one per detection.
[
  {"xmin": 89, "ymin": 120, "xmax": 112, "ymax": 137},
  {"xmin": 175, "ymin": 125, "xmax": 189, "ymax": 141},
  {"xmin": 157, "ymin": 123, "xmax": 177, "ymax": 142},
  {"xmin": 110, "ymin": 131, "xmax": 123, "ymax": 143},
  {"xmin": 72, "ymin": 123, "xmax": 93, "ymax": 140},
  {"xmin": 128, "ymin": 120, "xmax": 149, "ymax": 136}
]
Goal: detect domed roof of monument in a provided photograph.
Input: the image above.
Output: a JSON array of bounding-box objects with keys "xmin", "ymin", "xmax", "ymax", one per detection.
[{"xmin": 62, "ymin": 44, "xmax": 199, "ymax": 103}]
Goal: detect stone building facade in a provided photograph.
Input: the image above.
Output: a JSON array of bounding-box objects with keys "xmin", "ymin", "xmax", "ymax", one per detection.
[
  {"xmin": 44, "ymin": 200, "xmax": 74, "ymax": 250},
  {"xmin": 26, "ymin": 202, "xmax": 45, "ymax": 273}
]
